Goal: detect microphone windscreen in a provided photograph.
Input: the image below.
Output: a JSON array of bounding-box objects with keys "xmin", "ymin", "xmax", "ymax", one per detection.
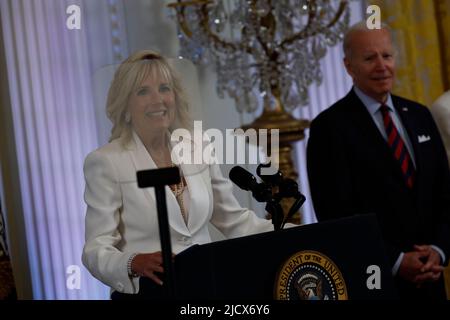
[{"xmin": 229, "ymin": 166, "xmax": 256, "ymax": 191}]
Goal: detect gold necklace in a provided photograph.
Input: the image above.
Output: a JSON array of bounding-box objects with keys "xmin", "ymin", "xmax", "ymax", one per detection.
[{"xmin": 169, "ymin": 166, "xmax": 188, "ymax": 224}]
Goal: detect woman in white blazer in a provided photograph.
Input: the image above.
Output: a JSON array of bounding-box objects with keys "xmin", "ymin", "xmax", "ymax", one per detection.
[{"xmin": 82, "ymin": 50, "xmax": 275, "ymax": 299}]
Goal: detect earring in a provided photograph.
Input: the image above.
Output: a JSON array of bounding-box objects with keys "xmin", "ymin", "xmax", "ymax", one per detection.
[{"xmin": 125, "ymin": 111, "xmax": 131, "ymax": 123}]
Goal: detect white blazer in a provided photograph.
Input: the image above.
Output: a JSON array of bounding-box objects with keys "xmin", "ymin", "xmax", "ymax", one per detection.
[
  {"xmin": 431, "ymin": 90, "xmax": 450, "ymax": 167},
  {"xmin": 82, "ymin": 132, "xmax": 273, "ymax": 294}
]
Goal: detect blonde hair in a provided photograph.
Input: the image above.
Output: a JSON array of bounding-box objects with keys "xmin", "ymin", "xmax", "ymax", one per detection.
[{"xmin": 106, "ymin": 50, "xmax": 191, "ymax": 143}]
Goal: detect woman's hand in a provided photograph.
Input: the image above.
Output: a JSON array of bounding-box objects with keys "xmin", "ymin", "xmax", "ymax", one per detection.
[{"xmin": 131, "ymin": 252, "xmax": 167, "ymax": 285}]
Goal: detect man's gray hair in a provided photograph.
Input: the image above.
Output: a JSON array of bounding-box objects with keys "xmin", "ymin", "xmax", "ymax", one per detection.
[{"xmin": 343, "ymin": 21, "xmax": 393, "ymax": 58}]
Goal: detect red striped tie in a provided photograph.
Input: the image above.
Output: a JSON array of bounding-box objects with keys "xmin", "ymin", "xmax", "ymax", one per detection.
[{"xmin": 379, "ymin": 105, "xmax": 415, "ymax": 188}]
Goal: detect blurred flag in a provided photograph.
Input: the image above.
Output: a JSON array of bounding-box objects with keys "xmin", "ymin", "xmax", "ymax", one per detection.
[{"xmin": 0, "ymin": 201, "xmax": 16, "ymax": 299}]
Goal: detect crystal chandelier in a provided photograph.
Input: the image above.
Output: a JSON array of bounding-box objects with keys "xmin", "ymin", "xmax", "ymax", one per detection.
[
  {"xmin": 168, "ymin": 0, "xmax": 351, "ymax": 223},
  {"xmin": 168, "ymin": 0, "xmax": 351, "ymax": 114}
]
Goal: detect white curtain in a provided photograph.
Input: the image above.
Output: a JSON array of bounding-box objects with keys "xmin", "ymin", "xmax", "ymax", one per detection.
[{"xmin": 0, "ymin": 0, "xmax": 128, "ymax": 299}]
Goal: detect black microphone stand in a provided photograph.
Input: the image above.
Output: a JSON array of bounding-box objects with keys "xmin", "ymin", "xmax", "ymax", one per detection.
[
  {"xmin": 256, "ymin": 163, "xmax": 306, "ymax": 230},
  {"xmin": 265, "ymin": 199, "xmax": 284, "ymax": 231},
  {"xmin": 137, "ymin": 166, "xmax": 181, "ymax": 299}
]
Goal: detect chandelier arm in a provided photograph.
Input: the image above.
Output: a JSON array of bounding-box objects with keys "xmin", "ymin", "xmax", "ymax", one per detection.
[
  {"xmin": 168, "ymin": 0, "xmax": 246, "ymax": 53},
  {"xmin": 279, "ymin": 0, "xmax": 318, "ymax": 48},
  {"xmin": 177, "ymin": 6, "xmax": 193, "ymax": 38},
  {"xmin": 280, "ymin": 0, "xmax": 348, "ymax": 48},
  {"xmin": 168, "ymin": 0, "xmax": 213, "ymax": 38},
  {"xmin": 326, "ymin": 0, "xmax": 348, "ymax": 28},
  {"xmin": 197, "ymin": 4, "xmax": 248, "ymax": 53},
  {"xmin": 248, "ymin": 0, "xmax": 272, "ymax": 58},
  {"xmin": 325, "ymin": 0, "xmax": 349, "ymax": 28}
]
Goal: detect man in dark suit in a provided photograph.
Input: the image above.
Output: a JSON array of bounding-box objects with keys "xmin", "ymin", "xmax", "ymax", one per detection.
[{"xmin": 307, "ymin": 22, "xmax": 450, "ymax": 299}]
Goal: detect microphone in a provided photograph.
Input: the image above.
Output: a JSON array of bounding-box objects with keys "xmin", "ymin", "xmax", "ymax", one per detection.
[{"xmin": 229, "ymin": 166, "xmax": 272, "ymax": 202}]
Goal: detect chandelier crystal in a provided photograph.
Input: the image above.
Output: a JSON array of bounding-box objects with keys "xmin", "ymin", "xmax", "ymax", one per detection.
[{"xmin": 169, "ymin": 0, "xmax": 351, "ymax": 113}]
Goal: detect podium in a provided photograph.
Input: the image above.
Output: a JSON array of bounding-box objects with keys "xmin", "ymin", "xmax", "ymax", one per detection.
[{"xmin": 173, "ymin": 214, "xmax": 398, "ymax": 300}]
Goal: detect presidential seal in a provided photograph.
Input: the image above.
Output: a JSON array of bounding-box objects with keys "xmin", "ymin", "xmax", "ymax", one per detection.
[{"xmin": 274, "ymin": 250, "xmax": 348, "ymax": 300}]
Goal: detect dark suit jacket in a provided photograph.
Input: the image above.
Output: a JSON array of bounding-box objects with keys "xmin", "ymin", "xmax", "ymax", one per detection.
[{"xmin": 307, "ymin": 88, "xmax": 450, "ymax": 274}]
